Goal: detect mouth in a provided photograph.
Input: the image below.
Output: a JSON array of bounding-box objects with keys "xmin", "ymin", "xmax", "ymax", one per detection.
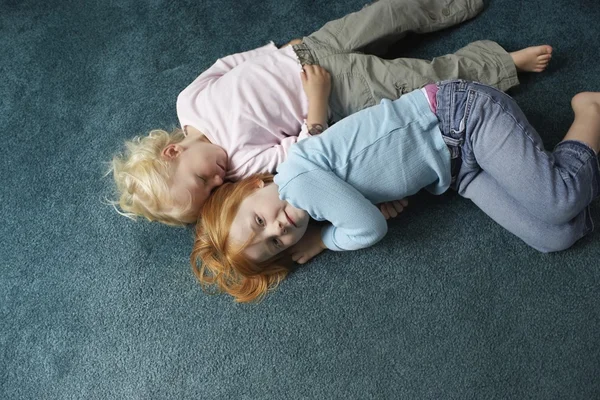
[{"xmin": 284, "ymin": 210, "xmax": 297, "ymax": 228}]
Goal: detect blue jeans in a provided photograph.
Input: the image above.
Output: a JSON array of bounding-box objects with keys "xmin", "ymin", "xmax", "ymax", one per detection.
[{"xmin": 435, "ymin": 80, "xmax": 600, "ymax": 252}]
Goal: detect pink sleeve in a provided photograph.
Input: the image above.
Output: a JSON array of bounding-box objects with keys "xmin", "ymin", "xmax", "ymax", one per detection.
[
  {"xmin": 237, "ymin": 122, "xmax": 318, "ymax": 177},
  {"xmin": 297, "ymin": 122, "xmax": 311, "ymax": 142},
  {"xmin": 231, "ymin": 135, "xmax": 301, "ymax": 179}
]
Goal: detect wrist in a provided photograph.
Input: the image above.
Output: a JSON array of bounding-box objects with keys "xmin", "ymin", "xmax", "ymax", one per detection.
[
  {"xmin": 308, "ymin": 94, "xmax": 328, "ymax": 107},
  {"xmin": 307, "ymin": 103, "xmax": 328, "ymax": 127}
]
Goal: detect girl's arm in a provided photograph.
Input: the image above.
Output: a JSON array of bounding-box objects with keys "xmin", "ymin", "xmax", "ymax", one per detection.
[
  {"xmin": 278, "ymin": 167, "xmax": 388, "ymax": 252},
  {"xmin": 300, "ymin": 65, "xmax": 410, "ymax": 222},
  {"xmin": 227, "ymin": 135, "xmax": 300, "ymax": 179},
  {"xmin": 301, "ymin": 64, "xmax": 330, "ymax": 136},
  {"xmin": 226, "ymin": 65, "xmax": 331, "ymax": 179}
]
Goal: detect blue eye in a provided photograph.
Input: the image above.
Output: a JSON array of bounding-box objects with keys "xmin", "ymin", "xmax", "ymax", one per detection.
[{"xmin": 255, "ymin": 215, "xmax": 265, "ymax": 227}]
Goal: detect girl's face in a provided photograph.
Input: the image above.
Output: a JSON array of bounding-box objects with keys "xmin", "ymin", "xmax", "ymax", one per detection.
[
  {"xmin": 229, "ymin": 182, "xmax": 309, "ymax": 262},
  {"xmin": 164, "ymin": 136, "xmax": 228, "ymax": 221}
]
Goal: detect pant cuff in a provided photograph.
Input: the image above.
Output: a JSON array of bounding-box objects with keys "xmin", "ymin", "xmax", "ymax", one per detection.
[{"xmin": 493, "ymin": 44, "xmax": 520, "ymax": 91}]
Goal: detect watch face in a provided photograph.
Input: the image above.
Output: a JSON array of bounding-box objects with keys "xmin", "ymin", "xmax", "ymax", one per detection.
[{"xmin": 308, "ymin": 124, "xmax": 324, "ymax": 136}]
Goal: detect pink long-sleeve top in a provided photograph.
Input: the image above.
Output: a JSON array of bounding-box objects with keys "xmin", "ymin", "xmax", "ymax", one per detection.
[{"xmin": 176, "ymin": 42, "xmax": 310, "ymax": 181}]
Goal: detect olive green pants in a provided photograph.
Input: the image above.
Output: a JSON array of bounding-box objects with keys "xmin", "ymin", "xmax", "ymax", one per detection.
[{"xmin": 293, "ymin": 0, "xmax": 519, "ymax": 121}]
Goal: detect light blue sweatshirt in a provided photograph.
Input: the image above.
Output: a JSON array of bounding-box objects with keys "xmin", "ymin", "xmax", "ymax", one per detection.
[{"xmin": 274, "ymin": 89, "xmax": 452, "ymax": 251}]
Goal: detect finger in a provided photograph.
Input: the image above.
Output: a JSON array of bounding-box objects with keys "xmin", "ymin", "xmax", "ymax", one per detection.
[
  {"xmin": 387, "ymin": 203, "xmax": 398, "ymax": 218},
  {"xmin": 391, "ymin": 201, "xmax": 404, "ymax": 214},
  {"xmin": 295, "ymin": 252, "xmax": 310, "ymax": 264},
  {"xmin": 303, "ymin": 64, "xmax": 314, "ymax": 74},
  {"xmin": 381, "ymin": 202, "xmax": 394, "ymax": 218},
  {"xmin": 379, "ymin": 204, "xmax": 390, "ymax": 220},
  {"xmin": 386, "ymin": 203, "xmax": 397, "ymax": 218},
  {"xmin": 317, "ymin": 67, "xmax": 330, "ymax": 79},
  {"xmin": 400, "ymin": 198, "xmax": 408, "ymax": 207},
  {"xmin": 299, "ymin": 253, "xmax": 316, "ymax": 264}
]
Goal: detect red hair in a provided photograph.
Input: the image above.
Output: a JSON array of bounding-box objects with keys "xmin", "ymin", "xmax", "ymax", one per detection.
[{"xmin": 190, "ymin": 173, "xmax": 292, "ymax": 302}]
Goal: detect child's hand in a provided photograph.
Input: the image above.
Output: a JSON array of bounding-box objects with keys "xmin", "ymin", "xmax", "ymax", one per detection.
[
  {"xmin": 378, "ymin": 198, "xmax": 408, "ymax": 220},
  {"xmin": 301, "ymin": 64, "xmax": 331, "ymax": 103},
  {"xmin": 288, "ymin": 224, "xmax": 327, "ymax": 264}
]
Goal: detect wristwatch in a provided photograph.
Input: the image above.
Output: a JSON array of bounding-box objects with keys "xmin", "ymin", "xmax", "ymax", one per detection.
[{"xmin": 307, "ymin": 123, "xmax": 325, "ymax": 136}]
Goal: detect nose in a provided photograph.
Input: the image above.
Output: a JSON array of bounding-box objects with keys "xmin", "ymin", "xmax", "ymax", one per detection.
[
  {"xmin": 270, "ymin": 220, "xmax": 287, "ymax": 236},
  {"xmin": 211, "ymin": 174, "xmax": 223, "ymax": 188}
]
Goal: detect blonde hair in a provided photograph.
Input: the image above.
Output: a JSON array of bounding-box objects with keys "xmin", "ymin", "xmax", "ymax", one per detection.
[
  {"xmin": 191, "ymin": 173, "xmax": 292, "ymax": 303},
  {"xmin": 109, "ymin": 128, "xmax": 194, "ymax": 226}
]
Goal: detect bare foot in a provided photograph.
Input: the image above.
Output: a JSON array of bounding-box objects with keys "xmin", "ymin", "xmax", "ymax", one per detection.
[
  {"xmin": 563, "ymin": 92, "xmax": 600, "ymax": 153},
  {"xmin": 510, "ymin": 45, "xmax": 553, "ymax": 72}
]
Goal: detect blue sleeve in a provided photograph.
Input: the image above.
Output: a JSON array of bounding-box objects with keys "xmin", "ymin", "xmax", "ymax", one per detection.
[{"xmin": 278, "ymin": 169, "xmax": 388, "ymax": 251}]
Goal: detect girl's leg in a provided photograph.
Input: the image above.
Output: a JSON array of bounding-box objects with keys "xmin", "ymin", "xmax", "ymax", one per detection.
[
  {"xmin": 322, "ymin": 41, "xmax": 519, "ymax": 121},
  {"xmin": 562, "ymin": 92, "xmax": 600, "ymax": 153},
  {"xmin": 380, "ymin": 40, "xmax": 521, "ymax": 92},
  {"xmin": 439, "ymin": 81, "xmax": 600, "ymax": 226},
  {"xmin": 304, "ymin": 0, "xmax": 484, "ymax": 54},
  {"xmin": 460, "ymin": 171, "xmax": 593, "ymax": 252}
]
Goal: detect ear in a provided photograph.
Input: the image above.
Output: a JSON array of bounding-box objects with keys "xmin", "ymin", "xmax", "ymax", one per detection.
[
  {"xmin": 161, "ymin": 144, "xmax": 182, "ymax": 160},
  {"xmin": 256, "ymin": 179, "xmax": 265, "ymax": 189}
]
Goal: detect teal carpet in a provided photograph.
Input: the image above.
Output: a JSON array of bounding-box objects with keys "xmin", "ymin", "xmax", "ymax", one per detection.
[{"xmin": 1, "ymin": 0, "xmax": 599, "ymax": 398}]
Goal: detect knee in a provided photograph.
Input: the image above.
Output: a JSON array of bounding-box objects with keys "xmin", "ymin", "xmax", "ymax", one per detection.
[
  {"xmin": 524, "ymin": 223, "xmax": 586, "ymax": 253},
  {"xmin": 527, "ymin": 237, "xmax": 576, "ymax": 253},
  {"xmin": 535, "ymin": 198, "xmax": 584, "ymax": 225}
]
